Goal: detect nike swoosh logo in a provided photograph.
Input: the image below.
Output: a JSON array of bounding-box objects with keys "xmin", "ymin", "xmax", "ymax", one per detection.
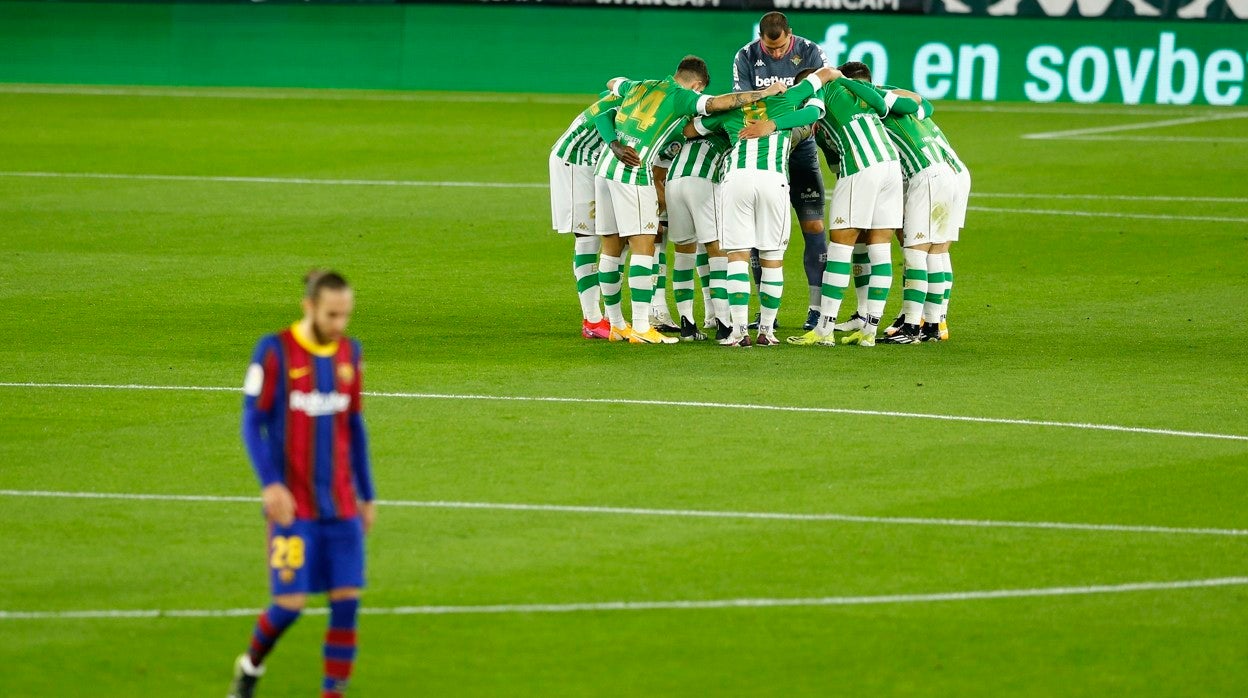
[{"xmin": 288, "ymin": 367, "xmax": 310, "ymax": 379}]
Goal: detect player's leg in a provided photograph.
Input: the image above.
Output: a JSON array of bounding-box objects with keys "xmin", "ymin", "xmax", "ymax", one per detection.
[
  {"xmin": 789, "ymin": 138, "xmax": 828, "ymax": 331},
  {"xmin": 552, "ymin": 157, "xmax": 604, "ymax": 338},
  {"xmin": 756, "ymin": 172, "xmax": 792, "ymax": 345},
  {"xmin": 696, "ymin": 244, "xmax": 714, "ymax": 328},
  {"xmin": 574, "ymin": 234, "xmax": 609, "ymax": 338},
  {"xmin": 719, "ymin": 171, "xmax": 756, "ymax": 347},
  {"xmin": 881, "ymin": 173, "xmax": 934, "ymax": 345},
  {"xmin": 595, "ymin": 177, "xmax": 631, "ymax": 340},
  {"xmin": 938, "ymin": 166, "xmax": 969, "ymax": 340},
  {"xmin": 671, "ymin": 241, "xmax": 704, "ymax": 340},
  {"xmin": 842, "ymin": 163, "xmax": 903, "ymax": 347},
  {"xmin": 572, "ymin": 164, "xmax": 609, "ymax": 338},
  {"xmin": 650, "ymin": 229, "xmax": 679, "ymax": 332},
  {"xmin": 925, "ymin": 241, "xmax": 952, "ymax": 342},
  {"xmin": 230, "ymin": 523, "xmax": 314, "ymax": 698},
  {"xmin": 790, "ymin": 171, "xmax": 861, "ymax": 345},
  {"xmin": 617, "ymin": 181, "xmax": 674, "ymax": 344},
  {"xmin": 707, "ymin": 180, "xmax": 732, "ymax": 339},
  {"xmin": 320, "ymin": 517, "xmax": 366, "ymax": 698},
  {"xmin": 834, "ymin": 239, "xmax": 871, "ymax": 332}
]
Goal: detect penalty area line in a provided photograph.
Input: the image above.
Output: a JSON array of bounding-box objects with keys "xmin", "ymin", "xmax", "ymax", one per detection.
[
  {"xmin": 2, "ymin": 576, "xmax": 1246, "ymax": 620},
  {"xmin": 1, "ymin": 381, "xmax": 1246, "ymax": 443},
  {"xmin": 1, "ymin": 490, "xmax": 1245, "ymax": 538}
]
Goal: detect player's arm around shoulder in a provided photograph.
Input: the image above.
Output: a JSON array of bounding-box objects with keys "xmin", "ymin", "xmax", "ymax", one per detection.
[{"xmin": 704, "ymin": 81, "xmax": 786, "ymax": 114}]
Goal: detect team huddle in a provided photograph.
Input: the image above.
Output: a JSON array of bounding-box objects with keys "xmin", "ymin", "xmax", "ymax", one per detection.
[{"xmin": 549, "ymin": 12, "xmax": 968, "ymax": 347}]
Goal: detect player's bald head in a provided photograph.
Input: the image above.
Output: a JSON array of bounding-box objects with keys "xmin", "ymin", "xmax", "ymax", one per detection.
[{"xmin": 675, "ymin": 55, "xmax": 710, "ymax": 92}]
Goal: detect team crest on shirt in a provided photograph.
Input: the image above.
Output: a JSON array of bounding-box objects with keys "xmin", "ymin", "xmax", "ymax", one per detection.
[
  {"xmin": 791, "ymin": 56, "xmax": 803, "ymax": 66},
  {"xmin": 337, "ymin": 362, "xmax": 355, "ymax": 384}
]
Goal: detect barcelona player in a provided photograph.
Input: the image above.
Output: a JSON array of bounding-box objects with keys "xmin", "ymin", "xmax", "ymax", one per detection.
[{"xmin": 228, "ymin": 270, "xmax": 376, "ymax": 698}]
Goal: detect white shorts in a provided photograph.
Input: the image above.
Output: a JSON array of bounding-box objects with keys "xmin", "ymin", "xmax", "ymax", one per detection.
[
  {"xmin": 666, "ymin": 177, "xmax": 720, "ymax": 246},
  {"xmin": 595, "ymin": 177, "xmax": 660, "ymax": 238},
  {"xmin": 719, "ymin": 168, "xmax": 791, "ymax": 253},
  {"xmin": 950, "ymin": 166, "xmax": 971, "ymax": 239},
  {"xmin": 549, "ymin": 154, "xmax": 596, "ymax": 235},
  {"xmin": 829, "ymin": 160, "xmax": 903, "ymax": 231},
  {"xmin": 902, "ymin": 163, "xmax": 957, "ymax": 247}
]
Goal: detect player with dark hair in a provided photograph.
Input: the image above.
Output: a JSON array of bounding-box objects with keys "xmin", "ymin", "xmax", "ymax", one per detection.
[
  {"xmin": 733, "ymin": 11, "xmax": 831, "ymax": 332},
  {"xmin": 228, "ymin": 270, "xmax": 376, "ymax": 698},
  {"xmin": 592, "ymin": 55, "xmax": 784, "ymax": 344}
]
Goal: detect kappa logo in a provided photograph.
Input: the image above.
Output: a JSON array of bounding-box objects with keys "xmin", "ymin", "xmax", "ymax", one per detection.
[
  {"xmin": 916, "ymin": 232, "xmax": 927, "ymax": 240},
  {"xmin": 754, "ymin": 60, "xmax": 764, "ymax": 67},
  {"xmin": 645, "ymin": 222, "xmax": 657, "ymax": 230},
  {"xmin": 833, "ymin": 217, "xmax": 847, "ymax": 225},
  {"xmin": 576, "ymin": 222, "xmax": 589, "ymax": 231}
]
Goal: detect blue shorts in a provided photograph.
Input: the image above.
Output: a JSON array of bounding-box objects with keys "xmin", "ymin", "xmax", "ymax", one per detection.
[{"xmin": 267, "ymin": 517, "xmax": 365, "ymax": 595}]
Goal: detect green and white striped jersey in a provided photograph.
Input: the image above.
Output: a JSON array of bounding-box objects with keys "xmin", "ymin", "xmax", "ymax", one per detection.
[
  {"xmin": 667, "ymin": 131, "xmax": 730, "ymax": 183},
  {"xmin": 694, "ymin": 78, "xmax": 819, "ymax": 177},
  {"xmin": 925, "ymin": 119, "xmax": 966, "ymax": 174},
  {"xmin": 595, "ymin": 76, "xmax": 711, "ymax": 186},
  {"xmin": 551, "ymin": 93, "xmax": 622, "ymax": 168},
  {"xmin": 881, "ymin": 112, "xmax": 946, "ymax": 179},
  {"xmin": 810, "ymin": 79, "xmax": 899, "ymax": 177}
]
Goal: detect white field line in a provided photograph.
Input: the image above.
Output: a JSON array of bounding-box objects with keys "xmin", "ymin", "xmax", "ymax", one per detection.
[
  {"xmin": 2, "ymin": 576, "xmax": 1245, "ymax": 620},
  {"xmin": 3, "ymin": 171, "xmax": 1245, "ymax": 207},
  {"xmin": 5, "ymin": 85, "xmax": 1241, "ymax": 117},
  {"xmin": 968, "ymin": 205, "xmax": 1248, "ymax": 224},
  {"xmin": 1023, "ymin": 112, "xmax": 1248, "ymax": 139},
  {"xmin": 2, "ymin": 381, "xmax": 1247, "ymax": 443},
  {"xmin": 0, "ymin": 83, "xmax": 591, "ymax": 105},
  {"xmin": 0, "ymin": 171, "xmax": 545, "ymax": 189},
  {"xmin": 1040, "ymin": 135, "xmax": 1248, "ymax": 144},
  {"xmin": 973, "ymin": 192, "xmax": 1248, "ymax": 204},
  {"xmin": 2, "ymin": 489, "xmax": 1245, "ymax": 537}
]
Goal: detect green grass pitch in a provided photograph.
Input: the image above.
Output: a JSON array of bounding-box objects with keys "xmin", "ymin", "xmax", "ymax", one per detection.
[{"xmin": 0, "ymin": 85, "xmax": 1245, "ymax": 696}]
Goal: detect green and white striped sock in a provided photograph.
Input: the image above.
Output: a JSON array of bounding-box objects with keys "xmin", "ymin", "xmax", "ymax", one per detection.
[
  {"xmin": 573, "ymin": 236, "xmax": 602, "ymax": 323},
  {"xmin": 924, "ymin": 254, "xmax": 946, "ymax": 325},
  {"xmin": 598, "ymin": 254, "xmax": 626, "ymax": 329},
  {"xmin": 940, "ymin": 252, "xmax": 953, "ymax": 319},
  {"xmin": 901, "ymin": 247, "xmax": 928, "ymax": 326},
  {"xmin": 629, "ymin": 254, "xmax": 654, "ymax": 333},
  {"xmin": 852, "ymin": 242, "xmax": 870, "ymax": 319},
  {"xmin": 709, "ymin": 255, "xmax": 729, "ymax": 325},
  {"xmin": 759, "ymin": 266, "xmax": 783, "ymax": 333},
  {"xmin": 817, "ymin": 243, "xmax": 854, "ymax": 336},
  {"xmin": 865, "ymin": 243, "xmax": 892, "ymax": 324},
  {"xmin": 726, "ymin": 259, "xmax": 751, "ymax": 333},
  {"xmin": 651, "ymin": 249, "xmax": 669, "ymax": 315},
  {"xmin": 696, "ymin": 245, "xmax": 712, "ymax": 320},
  {"xmin": 673, "ymin": 251, "xmax": 697, "ymax": 323}
]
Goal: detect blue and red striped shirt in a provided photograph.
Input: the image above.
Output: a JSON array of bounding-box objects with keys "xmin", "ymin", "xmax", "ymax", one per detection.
[{"xmin": 242, "ymin": 322, "xmax": 375, "ymax": 520}]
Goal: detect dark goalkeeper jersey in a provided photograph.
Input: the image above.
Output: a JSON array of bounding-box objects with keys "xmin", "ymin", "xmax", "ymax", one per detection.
[{"xmin": 732, "ymin": 35, "xmax": 829, "ymax": 92}]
